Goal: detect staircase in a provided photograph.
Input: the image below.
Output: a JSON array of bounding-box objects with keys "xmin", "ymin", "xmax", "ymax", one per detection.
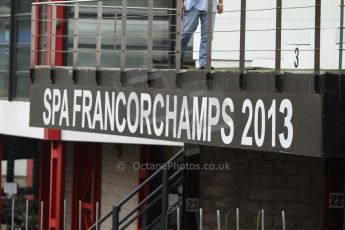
[{"xmin": 88, "ymin": 148, "xmax": 185, "ymax": 230}]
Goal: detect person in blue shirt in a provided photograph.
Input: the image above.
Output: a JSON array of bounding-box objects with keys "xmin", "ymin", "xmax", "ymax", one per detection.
[{"xmin": 181, "ymin": 0, "xmax": 223, "ymax": 69}]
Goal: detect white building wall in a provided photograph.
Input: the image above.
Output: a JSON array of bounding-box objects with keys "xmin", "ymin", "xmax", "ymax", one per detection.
[
  {"xmin": 101, "ymin": 144, "xmax": 140, "ymax": 230},
  {"xmin": 194, "ymin": 0, "xmax": 344, "ymax": 70}
]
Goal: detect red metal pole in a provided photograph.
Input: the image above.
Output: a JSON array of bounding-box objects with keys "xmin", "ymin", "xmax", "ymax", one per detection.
[
  {"xmin": 72, "ymin": 143, "xmax": 102, "ymax": 230},
  {"xmin": 49, "ymin": 141, "xmax": 65, "ymax": 230},
  {"xmin": 39, "ymin": 141, "xmax": 51, "ymax": 230},
  {"xmin": 44, "ymin": 0, "xmax": 65, "ymax": 141},
  {"xmin": 0, "ymin": 135, "xmax": 3, "ymax": 226}
]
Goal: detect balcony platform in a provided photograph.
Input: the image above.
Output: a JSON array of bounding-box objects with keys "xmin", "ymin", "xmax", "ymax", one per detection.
[{"xmin": 30, "ymin": 67, "xmax": 345, "ymax": 157}]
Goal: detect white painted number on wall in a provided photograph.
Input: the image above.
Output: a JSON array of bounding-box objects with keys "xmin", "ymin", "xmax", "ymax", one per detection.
[
  {"xmin": 241, "ymin": 99, "xmax": 293, "ymax": 149},
  {"xmin": 329, "ymin": 193, "xmax": 344, "ymax": 209},
  {"xmin": 186, "ymin": 198, "xmax": 199, "ymax": 212}
]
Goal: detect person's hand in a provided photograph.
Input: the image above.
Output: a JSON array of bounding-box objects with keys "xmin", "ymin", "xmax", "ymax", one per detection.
[
  {"xmin": 217, "ymin": 4, "xmax": 223, "ymax": 14},
  {"xmin": 182, "ymin": 3, "xmax": 186, "ymax": 13}
]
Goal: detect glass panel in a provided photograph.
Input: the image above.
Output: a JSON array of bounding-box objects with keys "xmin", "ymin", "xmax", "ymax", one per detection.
[
  {"xmin": 0, "ymin": 73, "xmax": 8, "ymax": 98},
  {"xmin": 0, "ymin": 18, "xmax": 10, "ymax": 45},
  {"xmin": 2, "ymin": 160, "xmax": 7, "ymax": 188},
  {"xmin": 16, "ymin": 0, "xmax": 34, "ymax": 14},
  {"xmin": 0, "ymin": 47, "xmax": 9, "ymax": 69},
  {"xmin": 74, "ymin": 0, "xmax": 170, "ymax": 11},
  {"xmin": 0, "ymin": 0, "xmax": 10, "ymax": 14},
  {"xmin": 16, "ymin": 18, "xmax": 31, "ymax": 45},
  {"xmin": 15, "ymin": 47, "xmax": 30, "ymax": 71},
  {"xmin": 14, "ymin": 159, "xmax": 28, "ymax": 188},
  {"xmin": 15, "ymin": 73, "xmax": 30, "ymax": 99}
]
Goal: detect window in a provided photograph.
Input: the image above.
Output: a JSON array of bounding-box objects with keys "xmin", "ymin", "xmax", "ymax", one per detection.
[
  {"xmin": 14, "ymin": 0, "xmax": 34, "ymax": 100},
  {"xmin": 66, "ymin": 0, "xmax": 175, "ymax": 69},
  {"xmin": 1, "ymin": 136, "xmax": 40, "ymax": 229},
  {"xmin": 0, "ymin": 0, "xmax": 34, "ymax": 100},
  {"xmin": 0, "ymin": 1, "xmax": 10, "ymax": 98}
]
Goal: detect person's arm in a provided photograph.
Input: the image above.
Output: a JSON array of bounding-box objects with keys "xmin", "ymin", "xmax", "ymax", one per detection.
[
  {"xmin": 182, "ymin": 0, "xmax": 186, "ymax": 13},
  {"xmin": 217, "ymin": 0, "xmax": 223, "ymax": 14}
]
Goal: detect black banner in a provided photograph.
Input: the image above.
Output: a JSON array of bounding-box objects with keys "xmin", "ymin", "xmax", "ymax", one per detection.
[{"xmin": 29, "ymin": 84, "xmax": 322, "ymax": 156}]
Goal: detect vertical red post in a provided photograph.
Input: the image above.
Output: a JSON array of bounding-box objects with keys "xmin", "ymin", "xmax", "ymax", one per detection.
[
  {"xmin": 39, "ymin": 141, "xmax": 51, "ymax": 230},
  {"xmin": 44, "ymin": 0, "xmax": 65, "ymax": 140},
  {"xmin": 49, "ymin": 141, "xmax": 65, "ymax": 230},
  {"xmin": 72, "ymin": 143, "xmax": 102, "ymax": 230},
  {"xmin": 0, "ymin": 135, "xmax": 3, "ymax": 225}
]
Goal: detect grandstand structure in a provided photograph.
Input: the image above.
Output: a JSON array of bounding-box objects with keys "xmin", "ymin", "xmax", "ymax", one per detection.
[{"xmin": 0, "ymin": 0, "xmax": 344, "ymax": 229}]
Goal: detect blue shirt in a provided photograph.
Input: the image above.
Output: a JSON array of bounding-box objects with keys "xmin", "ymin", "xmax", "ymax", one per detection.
[{"xmin": 184, "ymin": 0, "xmax": 218, "ymax": 12}]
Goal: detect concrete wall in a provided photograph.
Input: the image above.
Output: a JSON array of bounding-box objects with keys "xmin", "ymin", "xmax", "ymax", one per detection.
[
  {"xmin": 199, "ymin": 147, "xmax": 324, "ymax": 230},
  {"xmin": 195, "ymin": 0, "xmax": 343, "ymax": 70},
  {"xmin": 100, "ymin": 144, "xmax": 140, "ymax": 230}
]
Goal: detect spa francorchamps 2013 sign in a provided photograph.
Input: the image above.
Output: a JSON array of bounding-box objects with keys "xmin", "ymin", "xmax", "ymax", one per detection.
[{"xmin": 30, "ymin": 84, "xmax": 322, "ymax": 156}]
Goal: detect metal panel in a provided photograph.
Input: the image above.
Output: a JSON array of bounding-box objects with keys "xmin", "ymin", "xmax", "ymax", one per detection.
[
  {"xmin": 51, "ymin": 4, "xmax": 57, "ymax": 68},
  {"xmin": 73, "ymin": 3, "xmax": 79, "ymax": 68},
  {"xmin": 239, "ymin": 0, "xmax": 246, "ymax": 74},
  {"xmin": 206, "ymin": 0, "xmax": 213, "ymax": 72},
  {"xmin": 314, "ymin": 0, "xmax": 321, "ymax": 75},
  {"xmin": 340, "ymin": 0, "xmax": 344, "ymax": 74},
  {"xmin": 147, "ymin": 0, "xmax": 154, "ymax": 72},
  {"xmin": 30, "ymin": 6, "xmax": 37, "ymax": 69},
  {"xmin": 29, "ymin": 71, "xmax": 323, "ymax": 156},
  {"xmin": 120, "ymin": 0, "xmax": 128, "ymax": 71},
  {"xmin": 275, "ymin": 0, "xmax": 282, "ymax": 74},
  {"xmin": 96, "ymin": 1, "xmax": 102, "ymax": 69},
  {"xmin": 175, "ymin": 0, "xmax": 182, "ymax": 73},
  {"xmin": 339, "ymin": 0, "xmax": 344, "ymax": 91}
]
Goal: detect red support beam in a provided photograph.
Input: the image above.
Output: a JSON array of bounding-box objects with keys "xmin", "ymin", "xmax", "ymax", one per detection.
[
  {"xmin": 43, "ymin": 0, "xmax": 65, "ymax": 141},
  {"xmin": 72, "ymin": 143, "xmax": 102, "ymax": 230},
  {"xmin": 39, "ymin": 141, "xmax": 51, "ymax": 230},
  {"xmin": 26, "ymin": 159, "xmax": 34, "ymax": 188},
  {"xmin": 49, "ymin": 141, "xmax": 66, "ymax": 230},
  {"xmin": 0, "ymin": 135, "xmax": 3, "ymax": 225}
]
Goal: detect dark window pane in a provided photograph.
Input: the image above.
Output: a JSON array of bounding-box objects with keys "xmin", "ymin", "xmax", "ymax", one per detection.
[
  {"xmin": 16, "ymin": 47, "xmax": 30, "ymax": 71},
  {"xmin": 0, "ymin": 19, "xmax": 10, "ymax": 45},
  {"xmin": 0, "ymin": 0, "xmax": 10, "ymax": 14},
  {"xmin": 0, "ymin": 73, "xmax": 8, "ymax": 98},
  {"xmin": 0, "ymin": 47, "xmax": 9, "ymax": 69},
  {"xmin": 15, "ymin": 73, "xmax": 30, "ymax": 99},
  {"xmin": 16, "ymin": 0, "xmax": 34, "ymax": 14},
  {"xmin": 16, "ymin": 18, "xmax": 31, "ymax": 44}
]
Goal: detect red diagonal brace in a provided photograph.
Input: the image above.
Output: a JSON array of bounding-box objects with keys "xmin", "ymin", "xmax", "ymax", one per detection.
[{"xmin": 49, "ymin": 141, "xmax": 65, "ymax": 230}]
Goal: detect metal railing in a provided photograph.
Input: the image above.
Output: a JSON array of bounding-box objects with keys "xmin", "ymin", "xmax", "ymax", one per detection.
[
  {"xmin": 0, "ymin": 197, "xmax": 104, "ymax": 230},
  {"xmin": 0, "ymin": 196, "xmax": 291, "ymax": 230},
  {"xmin": 0, "ymin": 198, "xmax": 41, "ymax": 230},
  {"xmin": 29, "ymin": 0, "xmax": 345, "ymax": 93},
  {"xmin": 88, "ymin": 147, "xmax": 184, "ymax": 230}
]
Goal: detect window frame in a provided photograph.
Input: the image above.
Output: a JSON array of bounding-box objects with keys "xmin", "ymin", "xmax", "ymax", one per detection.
[{"xmin": 0, "ymin": 0, "xmax": 35, "ymax": 101}]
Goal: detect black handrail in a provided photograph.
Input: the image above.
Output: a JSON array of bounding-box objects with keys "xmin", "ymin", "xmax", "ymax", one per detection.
[
  {"xmin": 119, "ymin": 185, "xmax": 163, "ymax": 225},
  {"xmin": 118, "ymin": 148, "xmax": 184, "ymax": 208},
  {"xmin": 88, "ymin": 147, "xmax": 184, "ymax": 230},
  {"xmin": 119, "ymin": 167, "xmax": 184, "ymax": 227},
  {"xmin": 120, "ymin": 194, "xmax": 162, "ymax": 230}
]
